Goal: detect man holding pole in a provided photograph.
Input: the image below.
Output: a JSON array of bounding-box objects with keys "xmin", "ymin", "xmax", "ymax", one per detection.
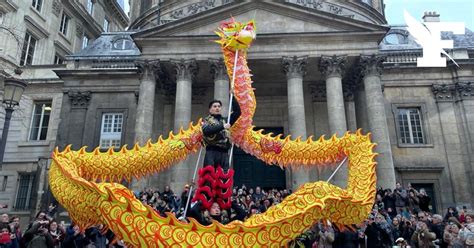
[
  {"xmin": 202, "ymin": 97, "xmax": 240, "ymax": 171},
  {"xmin": 189, "ymin": 97, "xmax": 240, "ymax": 211}
]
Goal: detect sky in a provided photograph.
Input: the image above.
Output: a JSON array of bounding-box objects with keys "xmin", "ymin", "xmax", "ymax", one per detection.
[
  {"xmin": 124, "ymin": 1, "xmax": 130, "ymax": 15},
  {"xmin": 385, "ymin": 0, "xmax": 474, "ymax": 29}
]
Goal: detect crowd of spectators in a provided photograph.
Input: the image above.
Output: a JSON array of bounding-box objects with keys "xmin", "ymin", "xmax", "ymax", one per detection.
[
  {"xmin": 0, "ymin": 204, "xmax": 127, "ymax": 248},
  {"xmin": 135, "ymin": 182, "xmax": 474, "ymax": 248},
  {"xmin": 0, "ymin": 182, "xmax": 472, "ymax": 247},
  {"xmin": 288, "ymin": 182, "xmax": 474, "ymax": 248}
]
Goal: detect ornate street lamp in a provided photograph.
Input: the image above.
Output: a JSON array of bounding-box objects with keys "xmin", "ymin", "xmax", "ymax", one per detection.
[{"xmin": 0, "ymin": 76, "xmax": 27, "ymax": 170}]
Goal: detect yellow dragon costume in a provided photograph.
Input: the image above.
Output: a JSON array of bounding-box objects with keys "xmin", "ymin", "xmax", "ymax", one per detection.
[{"xmin": 49, "ymin": 19, "xmax": 377, "ymax": 247}]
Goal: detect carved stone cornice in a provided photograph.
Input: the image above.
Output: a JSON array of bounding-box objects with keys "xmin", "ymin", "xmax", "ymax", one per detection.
[
  {"xmin": 68, "ymin": 91, "xmax": 91, "ymax": 108},
  {"xmin": 309, "ymin": 84, "xmax": 326, "ymax": 102},
  {"xmin": 171, "ymin": 59, "xmax": 198, "ymax": 81},
  {"xmin": 456, "ymin": 82, "xmax": 474, "ymax": 100},
  {"xmin": 282, "ymin": 56, "xmax": 308, "ymax": 79},
  {"xmin": 75, "ymin": 23, "xmax": 84, "ymax": 37},
  {"xmin": 319, "ymin": 55, "xmax": 347, "ymax": 79},
  {"xmin": 359, "ymin": 55, "xmax": 385, "ymax": 77},
  {"xmin": 432, "ymin": 84, "xmax": 456, "ymax": 102},
  {"xmin": 209, "ymin": 58, "xmax": 228, "ymax": 81},
  {"xmin": 343, "ymin": 82, "xmax": 357, "ymax": 101},
  {"xmin": 135, "ymin": 59, "xmax": 161, "ymax": 81},
  {"xmin": 157, "ymin": 77, "xmax": 176, "ymax": 104},
  {"xmin": 52, "ymin": 0, "xmax": 62, "ymax": 17}
]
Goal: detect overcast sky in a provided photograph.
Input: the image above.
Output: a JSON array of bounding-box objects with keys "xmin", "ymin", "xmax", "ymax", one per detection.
[{"xmin": 385, "ymin": 0, "xmax": 473, "ymax": 29}]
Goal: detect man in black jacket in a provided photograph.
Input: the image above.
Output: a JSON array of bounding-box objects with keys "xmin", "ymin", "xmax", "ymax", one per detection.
[{"xmin": 202, "ymin": 98, "xmax": 241, "ymax": 171}]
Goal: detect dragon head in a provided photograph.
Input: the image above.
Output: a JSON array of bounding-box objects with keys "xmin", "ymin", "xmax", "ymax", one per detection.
[{"xmin": 215, "ymin": 19, "xmax": 256, "ymax": 51}]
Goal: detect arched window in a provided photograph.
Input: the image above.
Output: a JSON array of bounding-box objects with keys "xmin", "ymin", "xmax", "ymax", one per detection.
[
  {"xmin": 113, "ymin": 38, "xmax": 133, "ymax": 50},
  {"xmin": 384, "ymin": 33, "xmax": 408, "ymax": 45}
]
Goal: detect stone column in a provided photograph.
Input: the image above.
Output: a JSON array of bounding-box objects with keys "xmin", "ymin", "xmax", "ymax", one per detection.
[
  {"xmin": 432, "ymin": 84, "xmax": 471, "ymax": 205},
  {"xmin": 318, "ymin": 55, "xmax": 348, "ymax": 188},
  {"xmin": 343, "ymin": 82, "xmax": 358, "ymax": 131},
  {"xmin": 209, "ymin": 58, "xmax": 229, "ymax": 115},
  {"xmin": 172, "ymin": 59, "xmax": 198, "ymax": 131},
  {"xmin": 169, "ymin": 59, "xmax": 198, "ymax": 193},
  {"xmin": 67, "ymin": 91, "xmax": 91, "ymax": 149},
  {"xmin": 282, "ymin": 56, "xmax": 309, "ymax": 190},
  {"xmin": 359, "ymin": 55, "xmax": 396, "ymax": 189},
  {"xmin": 456, "ymin": 82, "xmax": 474, "ymax": 205},
  {"xmin": 0, "ymin": 75, "xmax": 5, "ymax": 128},
  {"xmin": 134, "ymin": 60, "xmax": 160, "ymax": 145},
  {"xmin": 131, "ymin": 60, "xmax": 160, "ymax": 190},
  {"xmin": 319, "ymin": 55, "xmax": 348, "ymax": 136}
]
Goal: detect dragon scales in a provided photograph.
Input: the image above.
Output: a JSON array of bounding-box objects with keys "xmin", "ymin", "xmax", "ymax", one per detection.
[{"xmin": 49, "ymin": 19, "xmax": 377, "ymax": 247}]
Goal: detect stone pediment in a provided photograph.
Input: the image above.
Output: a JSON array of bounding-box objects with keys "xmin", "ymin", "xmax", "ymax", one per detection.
[{"xmin": 134, "ymin": 1, "xmax": 386, "ymax": 38}]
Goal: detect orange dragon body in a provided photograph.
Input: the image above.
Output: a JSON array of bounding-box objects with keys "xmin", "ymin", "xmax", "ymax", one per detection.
[{"xmin": 49, "ymin": 19, "xmax": 377, "ymax": 247}]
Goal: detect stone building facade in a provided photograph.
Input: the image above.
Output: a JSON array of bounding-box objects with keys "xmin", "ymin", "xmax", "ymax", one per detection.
[
  {"xmin": 2, "ymin": 0, "xmax": 474, "ymax": 217},
  {"xmin": 0, "ymin": 0, "xmax": 128, "ymax": 223}
]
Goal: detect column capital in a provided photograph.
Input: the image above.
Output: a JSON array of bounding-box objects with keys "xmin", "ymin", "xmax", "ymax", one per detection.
[
  {"xmin": 171, "ymin": 58, "xmax": 198, "ymax": 81},
  {"xmin": 343, "ymin": 82, "xmax": 357, "ymax": 101},
  {"xmin": 135, "ymin": 59, "xmax": 161, "ymax": 80},
  {"xmin": 309, "ymin": 84, "xmax": 326, "ymax": 102},
  {"xmin": 319, "ymin": 55, "xmax": 347, "ymax": 79},
  {"xmin": 208, "ymin": 58, "xmax": 228, "ymax": 81},
  {"xmin": 456, "ymin": 81, "xmax": 474, "ymax": 100},
  {"xmin": 68, "ymin": 90, "xmax": 91, "ymax": 108},
  {"xmin": 282, "ymin": 56, "xmax": 308, "ymax": 79},
  {"xmin": 359, "ymin": 54, "xmax": 385, "ymax": 77},
  {"xmin": 432, "ymin": 83, "xmax": 456, "ymax": 102}
]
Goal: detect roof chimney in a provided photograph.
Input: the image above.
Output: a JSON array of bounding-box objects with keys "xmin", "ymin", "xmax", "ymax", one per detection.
[{"xmin": 422, "ymin": 11, "xmax": 440, "ymax": 22}]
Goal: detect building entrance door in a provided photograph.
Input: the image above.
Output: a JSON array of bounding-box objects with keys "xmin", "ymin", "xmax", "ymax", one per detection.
[{"xmin": 232, "ymin": 127, "xmax": 286, "ymax": 190}]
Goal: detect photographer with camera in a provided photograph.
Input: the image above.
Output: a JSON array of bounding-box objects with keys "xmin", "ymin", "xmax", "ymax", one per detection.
[
  {"xmin": 459, "ymin": 213, "xmax": 474, "ymax": 246},
  {"xmin": 394, "ymin": 183, "xmax": 408, "ymax": 216},
  {"xmin": 48, "ymin": 221, "xmax": 65, "ymax": 248},
  {"xmin": 23, "ymin": 212, "xmax": 54, "ymax": 248},
  {"xmin": 365, "ymin": 214, "xmax": 393, "ymax": 248},
  {"xmin": 62, "ymin": 223, "xmax": 90, "ymax": 248},
  {"xmin": 8, "ymin": 216, "xmax": 21, "ymax": 248},
  {"xmin": 411, "ymin": 221, "xmax": 436, "ymax": 248}
]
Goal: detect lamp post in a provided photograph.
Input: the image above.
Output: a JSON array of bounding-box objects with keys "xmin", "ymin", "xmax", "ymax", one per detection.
[{"xmin": 0, "ymin": 77, "xmax": 27, "ymax": 170}]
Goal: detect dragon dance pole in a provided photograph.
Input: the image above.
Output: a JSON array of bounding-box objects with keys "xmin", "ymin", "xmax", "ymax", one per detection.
[
  {"xmin": 227, "ymin": 49, "xmax": 239, "ymax": 167},
  {"xmin": 183, "ymin": 146, "xmax": 203, "ymax": 219},
  {"xmin": 326, "ymin": 156, "xmax": 347, "ymax": 183},
  {"xmin": 183, "ymin": 50, "xmax": 239, "ymax": 217}
]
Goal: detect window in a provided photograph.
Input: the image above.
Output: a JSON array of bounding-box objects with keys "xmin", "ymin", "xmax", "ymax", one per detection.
[
  {"xmin": 398, "ymin": 108, "xmax": 424, "ymax": 144},
  {"xmin": 32, "ymin": 0, "xmax": 42, "ymax": 12},
  {"xmin": 20, "ymin": 32, "xmax": 37, "ymax": 66},
  {"xmin": 0, "ymin": 12, "xmax": 4, "ymax": 24},
  {"xmin": 28, "ymin": 102, "xmax": 52, "ymax": 141},
  {"xmin": 112, "ymin": 38, "xmax": 133, "ymax": 50},
  {"xmin": 59, "ymin": 13, "xmax": 70, "ymax": 35},
  {"xmin": 87, "ymin": 0, "xmax": 94, "ymax": 15},
  {"xmin": 104, "ymin": 18, "xmax": 109, "ymax": 32},
  {"xmin": 82, "ymin": 36, "xmax": 89, "ymax": 49},
  {"xmin": 14, "ymin": 173, "xmax": 36, "ymax": 210},
  {"xmin": 384, "ymin": 33, "xmax": 408, "ymax": 45},
  {"xmin": 100, "ymin": 113, "xmax": 123, "ymax": 149},
  {"xmin": 54, "ymin": 54, "xmax": 64, "ymax": 64},
  {"xmin": 1, "ymin": 176, "xmax": 7, "ymax": 192},
  {"xmin": 361, "ymin": 0, "xmax": 372, "ymax": 6}
]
